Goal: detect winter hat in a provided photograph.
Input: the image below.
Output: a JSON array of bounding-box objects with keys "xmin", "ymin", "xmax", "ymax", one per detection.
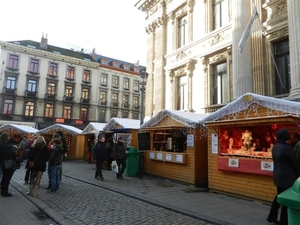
[
  {"xmin": 6, "ymin": 137, "xmax": 17, "ymax": 144},
  {"xmin": 276, "ymin": 129, "xmax": 290, "ymax": 141},
  {"xmin": 98, "ymin": 133, "xmax": 105, "ymax": 139}
]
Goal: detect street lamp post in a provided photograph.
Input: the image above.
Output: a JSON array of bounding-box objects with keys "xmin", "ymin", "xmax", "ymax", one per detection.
[{"xmin": 140, "ymin": 70, "xmax": 149, "ymax": 125}]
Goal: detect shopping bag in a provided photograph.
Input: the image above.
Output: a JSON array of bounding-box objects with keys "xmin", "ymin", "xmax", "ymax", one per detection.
[
  {"xmin": 111, "ymin": 160, "xmax": 118, "ymax": 173},
  {"xmin": 3, "ymin": 160, "xmax": 17, "ymax": 171}
]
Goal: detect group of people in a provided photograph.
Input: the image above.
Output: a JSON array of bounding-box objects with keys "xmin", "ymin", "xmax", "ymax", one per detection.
[
  {"xmin": 267, "ymin": 129, "xmax": 300, "ymax": 225},
  {"xmin": 92, "ymin": 133, "xmax": 127, "ymax": 181},
  {"xmin": 0, "ymin": 131, "xmax": 67, "ymax": 197}
]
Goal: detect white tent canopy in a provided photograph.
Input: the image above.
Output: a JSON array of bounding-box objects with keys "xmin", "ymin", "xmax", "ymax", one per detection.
[
  {"xmin": 0, "ymin": 124, "xmax": 38, "ymax": 134},
  {"xmin": 103, "ymin": 118, "xmax": 140, "ymax": 131},
  {"xmin": 81, "ymin": 122, "xmax": 107, "ymax": 134},
  {"xmin": 141, "ymin": 109, "xmax": 207, "ymax": 129},
  {"xmin": 36, "ymin": 124, "xmax": 82, "ymax": 135}
]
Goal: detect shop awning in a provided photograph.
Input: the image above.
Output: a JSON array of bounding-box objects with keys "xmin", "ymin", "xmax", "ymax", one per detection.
[
  {"xmin": 140, "ymin": 109, "xmax": 207, "ymax": 129},
  {"xmin": 103, "ymin": 118, "xmax": 140, "ymax": 131},
  {"xmin": 36, "ymin": 123, "xmax": 82, "ymax": 135},
  {"xmin": 81, "ymin": 122, "xmax": 107, "ymax": 134},
  {"xmin": 0, "ymin": 124, "xmax": 38, "ymax": 134}
]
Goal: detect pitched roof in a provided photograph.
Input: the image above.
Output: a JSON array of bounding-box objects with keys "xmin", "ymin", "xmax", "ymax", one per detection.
[
  {"xmin": 81, "ymin": 122, "xmax": 107, "ymax": 134},
  {"xmin": 201, "ymin": 92, "xmax": 300, "ymax": 123},
  {"xmin": 36, "ymin": 124, "xmax": 82, "ymax": 135},
  {"xmin": 141, "ymin": 109, "xmax": 207, "ymax": 128},
  {"xmin": 103, "ymin": 118, "xmax": 140, "ymax": 130},
  {"xmin": 0, "ymin": 124, "xmax": 38, "ymax": 134}
]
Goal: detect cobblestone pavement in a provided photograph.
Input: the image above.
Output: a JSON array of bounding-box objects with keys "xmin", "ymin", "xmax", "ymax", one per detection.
[
  {"xmin": 11, "ymin": 162, "xmax": 213, "ymax": 225},
  {"xmin": 8, "ymin": 160, "xmax": 273, "ymax": 225}
]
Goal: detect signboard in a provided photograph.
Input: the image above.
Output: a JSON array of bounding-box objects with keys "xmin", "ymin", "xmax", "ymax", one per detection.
[{"xmin": 138, "ymin": 132, "xmax": 151, "ymax": 150}]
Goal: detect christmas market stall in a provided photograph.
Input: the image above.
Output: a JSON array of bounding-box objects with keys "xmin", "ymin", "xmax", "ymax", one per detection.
[
  {"xmin": 81, "ymin": 122, "xmax": 107, "ymax": 161},
  {"xmin": 201, "ymin": 93, "xmax": 300, "ymax": 202},
  {"xmin": 140, "ymin": 109, "xmax": 208, "ymax": 186},
  {"xmin": 36, "ymin": 123, "xmax": 83, "ymax": 160},
  {"xmin": 0, "ymin": 124, "xmax": 39, "ymax": 157},
  {"xmin": 102, "ymin": 118, "xmax": 140, "ymax": 149}
]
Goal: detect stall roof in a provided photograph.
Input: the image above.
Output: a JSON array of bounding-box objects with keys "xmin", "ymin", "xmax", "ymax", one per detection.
[
  {"xmin": 36, "ymin": 124, "xmax": 82, "ymax": 135},
  {"xmin": 81, "ymin": 122, "xmax": 107, "ymax": 134},
  {"xmin": 201, "ymin": 92, "xmax": 300, "ymax": 123},
  {"xmin": 140, "ymin": 109, "xmax": 207, "ymax": 129},
  {"xmin": 103, "ymin": 118, "xmax": 140, "ymax": 131},
  {"xmin": 0, "ymin": 124, "xmax": 38, "ymax": 134}
]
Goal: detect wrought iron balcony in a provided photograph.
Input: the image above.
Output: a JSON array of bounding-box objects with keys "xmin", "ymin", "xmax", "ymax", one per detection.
[
  {"xmin": 123, "ymin": 103, "xmax": 130, "ymax": 108},
  {"xmin": 111, "ymin": 102, "xmax": 119, "ymax": 107},
  {"xmin": 45, "ymin": 93, "xmax": 56, "ymax": 99},
  {"xmin": 64, "ymin": 95, "xmax": 74, "ymax": 102},
  {"xmin": 3, "ymin": 87, "xmax": 16, "ymax": 94},
  {"xmin": 25, "ymin": 90, "xmax": 37, "ymax": 97},
  {"xmin": 81, "ymin": 98, "xmax": 90, "ymax": 104}
]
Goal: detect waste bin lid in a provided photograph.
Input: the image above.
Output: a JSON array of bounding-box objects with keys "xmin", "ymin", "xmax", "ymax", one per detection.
[
  {"xmin": 277, "ymin": 177, "xmax": 300, "ymax": 208},
  {"xmin": 127, "ymin": 146, "xmax": 137, "ymax": 152}
]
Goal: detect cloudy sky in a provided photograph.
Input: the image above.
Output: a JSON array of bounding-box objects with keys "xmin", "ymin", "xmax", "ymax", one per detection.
[{"xmin": 0, "ymin": 0, "xmax": 147, "ymax": 65}]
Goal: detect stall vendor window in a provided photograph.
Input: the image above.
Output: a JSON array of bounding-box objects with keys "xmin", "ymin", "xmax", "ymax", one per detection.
[
  {"xmin": 153, "ymin": 130, "xmax": 187, "ymax": 153},
  {"xmin": 219, "ymin": 124, "xmax": 297, "ymax": 159}
]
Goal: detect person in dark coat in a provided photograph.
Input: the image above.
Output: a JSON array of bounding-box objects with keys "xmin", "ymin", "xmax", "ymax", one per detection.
[
  {"xmin": 92, "ymin": 134, "xmax": 107, "ymax": 181},
  {"xmin": 49, "ymin": 138, "xmax": 64, "ymax": 193},
  {"xmin": 267, "ymin": 129, "xmax": 300, "ymax": 225},
  {"xmin": 113, "ymin": 136, "xmax": 127, "ymax": 179},
  {"xmin": 26, "ymin": 136, "xmax": 50, "ymax": 197},
  {"xmin": 1, "ymin": 137, "xmax": 20, "ymax": 197},
  {"xmin": 0, "ymin": 132, "xmax": 9, "ymax": 188}
]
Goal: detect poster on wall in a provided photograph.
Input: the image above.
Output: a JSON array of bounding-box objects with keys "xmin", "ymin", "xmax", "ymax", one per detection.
[
  {"xmin": 261, "ymin": 161, "xmax": 273, "ymax": 171},
  {"xmin": 187, "ymin": 134, "xmax": 194, "ymax": 147},
  {"xmin": 212, "ymin": 133, "xmax": 218, "ymax": 154}
]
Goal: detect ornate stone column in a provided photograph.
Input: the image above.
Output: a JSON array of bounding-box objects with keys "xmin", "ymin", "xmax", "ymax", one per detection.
[
  {"xmin": 187, "ymin": 0, "xmax": 194, "ymax": 43},
  {"xmin": 232, "ymin": 0, "xmax": 253, "ymax": 99},
  {"xmin": 168, "ymin": 70, "xmax": 175, "ymax": 109},
  {"xmin": 288, "ymin": 0, "xmax": 300, "ymax": 99},
  {"xmin": 186, "ymin": 59, "xmax": 195, "ymax": 112}
]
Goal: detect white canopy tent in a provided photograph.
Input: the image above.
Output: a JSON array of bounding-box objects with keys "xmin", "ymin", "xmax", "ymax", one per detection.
[{"xmin": 102, "ymin": 118, "xmax": 140, "ymax": 131}]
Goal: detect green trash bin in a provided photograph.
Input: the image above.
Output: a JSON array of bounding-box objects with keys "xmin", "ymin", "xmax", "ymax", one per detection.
[
  {"xmin": 277, "ymin": 177, "xmax": 300, "ymax": 225},
  {"xmin": 125, "ymin": 146, "xmax": 140, "ymax": 177}
]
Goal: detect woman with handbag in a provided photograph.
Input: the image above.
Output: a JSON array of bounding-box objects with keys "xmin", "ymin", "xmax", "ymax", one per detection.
[
  {"xmin": 1, "ymin": 137, "xmax": 19, "ymax": 197},
  {"xmin": 26, "ymin": 136, "xmax": 50, "ymax": 197}
]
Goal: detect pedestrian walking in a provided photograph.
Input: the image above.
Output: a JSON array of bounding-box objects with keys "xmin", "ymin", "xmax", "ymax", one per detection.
[
  {"xmin": 0, "ymin": 132, "xmax": 9, "ymax": 190},
  {"xmin": 267, "ymin": 129, "xmax": 300, "ymax": 225},
  {"xmin": 92, "ymin": 134, "xmax": 107, "ymax": 181},
  {"xmin": 1, "ymin": 137, "xmax": 20, "ymax": 197},
  {"xmin": 113, "ymin": 136, "xmax": 127, "ymax": 180},
  {"xmin": 19, "ymin": 135, "xmax": 28, "ymax": 163},
  {"xmin": 24, "ymin": 134, "xmax": 38, "ymax": 184},
  {"xmin": 48, "ymin": 138, "xmax": 64, "ymax": 193},
  {"xmin": 27, "ymin": 136, "xmax": 50, "ymax": 197}
]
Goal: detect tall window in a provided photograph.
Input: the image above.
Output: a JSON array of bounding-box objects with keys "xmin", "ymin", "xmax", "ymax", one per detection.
[
  {"xmin": 177, "ymin": 76, "xmax": 188, "ymax": 110},
  {"xmin": 112, "ymin": 76, "xmax": 119, "ymax": 88},
  {"xmin": 45, "ymin": 103, "xmax": 54, "ymax": 118},
  {"xmin": 178, "ymin": 15, "xmax": 188, "ymax": 48},
  {"xmin": 25, "ymin": 101, "xmax": 34, "ymax": 117},
  {"xmin": 27, "ymin": 80, "xmax": 37, "ymax": 92},
  {"xmin": 8, "ymin": 54, "xmax": 19, "ymax": 69},
  {"xmin": 6, "ymin": 76, "xmax": 16, "ymax": 89},
  {"xmin": 212, "ymin": 62, "xmax": 228, "ymax": 104},
  {"xmin": 82, "ymin": 88, "xmax": 89, "ymax": 99},
  {"xmin": 49, "ymin": 62, "xmax": 58, "ymax": 75},
  {"xmin": 29, "ymin": 58, "xmax": 39, "ymax": 72},
  {"xmin": 123, "ymin": 111, "xmax": 128, "ymax": 118},
  {"xmin": 83, "ymin": 69, "xmax": 90, "ymax": 82},
  {"xmin": 65, "ymin": 86, "xmax": 73, "ymax": 97},
  {"xmin": 111, "ymin": 93, "xmax": 118, "ymax": 103},
  {"xmin": 213, "ymin": 0, "xmax": 229, "ymax": 30},
  {"xmin": 63, "ymin": 105, "xmax": 72, "ymax": 119},
  {"xmin": 123, "ymin": 78, "xmax": 129, "ymax": 90},
  {"xmin": 111, "ymin": 110, "xmax": 118, "ymax": 118},
  {"xmin": 133, "ymin": 80, "xmax": 139, "ymax": 91},
  {"xmin": 133, "ymin": 96, "xmax": 139, "ymax": 109},
  {"xmin": 80, "ymin": 107, "xmax": 88, "ymax": 121},
  {"xmin": 99, "ymin": 109, "xmax": 106, "ymax": 122},
  {"xmin": 66, "ymin": 66, "xmax": 75, "ymax": 79},
  {"xmin": 101, "ymin": 74, "xmax": 107, "ymax": 85},
  {"xmin": 3, "ymin": 99, "xmax": 13, "ymax": 114},
  {"xmin": 132, "ymin": 112, "xmax": 139, "ymax": 120},
  {"xmin": 274, "ymin": 39, "xmax": 290, "ymax": 95},
  {"xmin": 100, "ymin": 91, "xmax": 107, "ymax": 104},
  {"xmin": 47, "ymin": 83, "xmax": 56, "ymax": 95}
]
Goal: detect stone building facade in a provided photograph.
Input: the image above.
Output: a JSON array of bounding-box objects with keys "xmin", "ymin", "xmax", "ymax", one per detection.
[
  {"xmin": 0, "ymin": 36, "xmax": 145, "ymax": 128},
  {"xmin": 136, "ymin": 0, "xmax": 298, "ymax": 120}
]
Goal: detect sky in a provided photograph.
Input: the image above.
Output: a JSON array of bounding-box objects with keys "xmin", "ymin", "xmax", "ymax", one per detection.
[{"xmin": 0, "ymin": 0, "xmax": 147, "ymax": 65}]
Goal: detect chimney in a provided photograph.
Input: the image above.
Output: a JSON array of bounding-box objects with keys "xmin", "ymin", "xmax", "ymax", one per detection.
[{"xmin": 40, "ymin": 33, "xmax": 48, "ymax": 50}]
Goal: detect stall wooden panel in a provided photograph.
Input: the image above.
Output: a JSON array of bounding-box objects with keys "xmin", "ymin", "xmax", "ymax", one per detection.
[
  {"xmin": 130, "ymin": 129, "xmax": 139, "ymax": 149},
  {"xmin": 66, "ymin": 135, "xmax": 85, "ymax": 160}
]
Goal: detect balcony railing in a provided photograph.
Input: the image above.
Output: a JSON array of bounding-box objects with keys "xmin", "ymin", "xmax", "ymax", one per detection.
[
  {"xmin": 123, "ymin": 103, "xmax": 130, "ymax": 108},
  {"xmin": 81, "ymin": 98, "xmax": 90, "ymax": 104},
  {"xmin": 99, "ymin": 100, "xmax": 107, "ymax": 106},
  {"xmin": 27, "ymin": 71, "xmax": 39, "ymax": 76},
  {"xmin": 25, "ymin": 90, "xmax": 37, "ymax": 97},
  {"xmin": 64, "ymin": 95, "xmax": 74, "ymax": 102},
  {"xmin": 111, "ymin": 102, "xmax": 119, "ymax": 107},
  {"xmin": 3, "ymin": 87, "xmax": 16, "ymax": 94},
  {"xmin": 204, "ymin": 104, "xmax": 226, "ymax": 114},
  {"xmin": 45, "ymin": 93, "xmax": 56, "ymax": 99},
  {"xmin": 132, "ymin": 105, "xmax": 140, "ymax": 110}
]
